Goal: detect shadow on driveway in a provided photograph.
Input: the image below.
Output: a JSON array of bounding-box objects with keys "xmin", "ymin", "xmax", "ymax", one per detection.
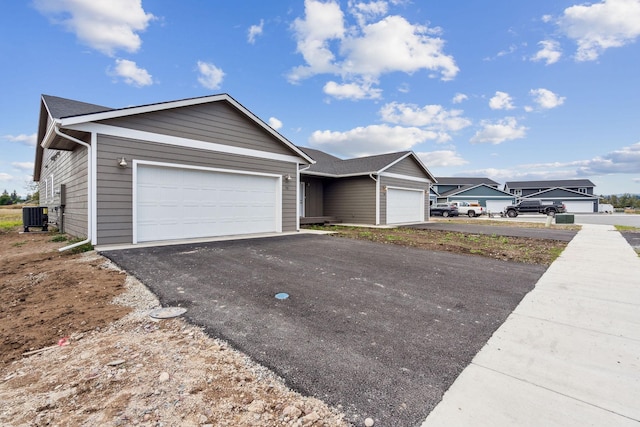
[{"xmin": 103, "ymin": 234, "xmax": 546, "ymax": 426}]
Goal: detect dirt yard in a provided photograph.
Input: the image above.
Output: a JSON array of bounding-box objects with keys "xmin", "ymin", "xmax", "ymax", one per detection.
[{"xmin": 0, "ymin": 229, "xmax": 348, "ymax": 427}]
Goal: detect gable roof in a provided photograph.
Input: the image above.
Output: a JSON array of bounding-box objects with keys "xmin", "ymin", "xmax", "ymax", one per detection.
[
  {"xmin": 505, "ymin": 179, "xmax": 595, "ymax": 189},
  {"xmin": 439, "ymin": 183, "xmax": 515, "ymax": 198},
  {"xmin": 435, "ymin": 177, "xmax": 499, "ymax": 187},
  {"xmin": 298, "ymin": 146, "xmax": 435, "ymax": 181},
  {"xmin": 35, "ymin": 93, "xmax": 314, "ymax": 180},
  {"xmin": 523, "ymin": 187, "xmax": 599, "ymax": 199}
]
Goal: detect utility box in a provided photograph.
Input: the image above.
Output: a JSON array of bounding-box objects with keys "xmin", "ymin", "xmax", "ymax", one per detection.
[
  {"xmin": 22, "ymin": 206, "xmax": 48, "ymax": 232},
  {"xmin": 555, "ymin": 213, "xmax": 574, "ymax": 224}
]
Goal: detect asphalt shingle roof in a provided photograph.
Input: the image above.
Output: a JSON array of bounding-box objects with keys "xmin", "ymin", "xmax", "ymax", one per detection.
[
  {"xmin": 299, "ymin": 146, "xmax": 411, "ymax": 176},
  {"xmin": 42, "ymin": 95, "xmax": 113, "ymax": 119},
  {"xmin": 435, "ymin": 177, "xmax": 499, "ymax": 186}
]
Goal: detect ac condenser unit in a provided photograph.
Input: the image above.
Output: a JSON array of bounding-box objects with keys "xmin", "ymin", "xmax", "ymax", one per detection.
[{"xmin": 22, "ymin": 207, "xmax": 48, "ymax": 232}]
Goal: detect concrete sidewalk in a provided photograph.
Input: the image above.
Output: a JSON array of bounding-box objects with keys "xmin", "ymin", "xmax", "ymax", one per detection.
[{"xmin": 422, "ymin": 224, "xmax": 640, "ymax": 426}]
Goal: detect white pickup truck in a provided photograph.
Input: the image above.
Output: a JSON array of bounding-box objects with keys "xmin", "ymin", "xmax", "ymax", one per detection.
[{"xmin": 449, "ymin": 201, "xmax": 485, "ymax": 217}]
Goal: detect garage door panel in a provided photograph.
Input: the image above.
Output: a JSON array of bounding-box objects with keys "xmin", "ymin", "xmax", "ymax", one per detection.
[
  {"xmin": 387, "ymin": 188, "xmax": 424, "ymax": 224},
  {"xmin": 563, "ymin": 201, "xmax": 593, "ymax": 213},
  {"xmin": 136, "ymin": 165, "xmax": 279, "ymax": 243}
]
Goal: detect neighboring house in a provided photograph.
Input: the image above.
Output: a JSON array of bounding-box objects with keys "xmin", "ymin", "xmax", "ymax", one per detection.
[
  {"xmin": 34, "ymin": 94, "xmax": 313, "ymax": 246},
  {"xmin": 433, "ymin": 177, "xmax": 500, "ymax": 195},
  {"xmin": 298, "ymin": 147, "xmax": 436, "ymax": 225},
  {"xmin": 433, "ymin": 177, "xmax": 513, "ymax": 213},
  {"xmin": 504, "ymin": 179, "xmax": 598, "ymax": 213},
  {"xmin": 436, "ymin": 184, "xmax": 516, "ymax": 214}
]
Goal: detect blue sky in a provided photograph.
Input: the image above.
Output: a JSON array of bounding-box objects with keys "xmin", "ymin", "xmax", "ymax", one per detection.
[{"xmin": 1, "ymin": 0, "xmax": 639, "ymax": 197}]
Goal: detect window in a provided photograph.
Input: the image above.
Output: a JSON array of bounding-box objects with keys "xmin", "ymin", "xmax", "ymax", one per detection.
[
  {"xmin": 578, "ymin": 188, "xmax": 587, "ymax": 193},
  {"xmin": 514, "ymin": 189, "xmax": 522, "ymax": 196}
]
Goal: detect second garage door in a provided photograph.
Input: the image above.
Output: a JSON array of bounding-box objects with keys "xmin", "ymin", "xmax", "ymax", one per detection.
[
  {"xmin": 387, "ymin": 188, "xmax": 424, "ymax": 224},
  {"xmin": 136, "ymin": 164, "xmax": 280, "ymax": 243},
  {"xmin": 562, "ymin": 200, "xmax": 594, "ymax": 213}
]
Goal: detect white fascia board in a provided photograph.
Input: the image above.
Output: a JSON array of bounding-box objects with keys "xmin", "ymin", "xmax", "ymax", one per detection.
[
  {"xmin": 379, "ymin": 172, "xmax": 432, "ymax": 184},
  {"xmin": 69, "ymin": 123, "xmax": 307, "ymax": 165},
  {"xmin": 59, "ymin": 94, "xmax": 314, "ymax": 165},
  {"xmin": 41, "ymin": 119, "xmax": 61, "ymax": 149}
]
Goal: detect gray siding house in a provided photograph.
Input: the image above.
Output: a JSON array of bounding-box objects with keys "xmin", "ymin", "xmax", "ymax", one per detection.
[
  {"xmin": 298, "ymin": 147, "xmax": 436, "ymax": 225},
  {"xmin": 504, "ymin": 179, "xmax": 598, "ymax": 212},
  {"xmin": 34, "ymin": 94, "xmax": 313, "ymax": 247},
  {"xmin": 436, "ymin": 184, "xmax": 516, "ymax": 214}
]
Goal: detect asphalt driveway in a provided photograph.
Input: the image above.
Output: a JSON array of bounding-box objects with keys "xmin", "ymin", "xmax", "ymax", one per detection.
[{"xmin": 102, "ymin": 234, "xmax": 546, "ymax": 426}]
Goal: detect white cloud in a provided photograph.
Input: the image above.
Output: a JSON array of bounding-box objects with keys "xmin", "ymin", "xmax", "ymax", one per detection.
[
  {"xmin": 531, "ymin": 40, "xmax": 562, "ymax": 65},
  {"xmin": 470, "ymin": 117, "xmax": 527, "ymax": 145},
  {"xmin": 323, "ymin": 80, "xmax": 382, "ymax": 100},
  {"xmin": 289, "ymin": 0, "xmax": 458, "ymax": 98},
  {"xmin": 3, "ymin": 133, "xmax": 37, "ymax": 147},
  {"xmin": 248, "ymin": 19, "xmax": 264, "ymax": 44},
  {"xmin": 489, "ymin": 91, "xmax": 515, "ymax": 110},
  {"xmin": 309, "ymin": 124, "xmax": 438, "ymax": 157},
  {"xmin": 34, "ymin": 0, "xmax": 155, "ymax": 56},
  {"xmin": 379, "ymin": 102, "xmax": 471, "ymax": 141},
  {"xmin": 452, "ymin": 93, "xmax": 468, "ymax": 104},
  {"xmin": 417, "ymin": 150, "xmax": 468, "ymax": 168},
  {"xmin": 558, "ymin": 0, "xmax": 640, "ymax": 61},
  {"xmin": 268, "ymin": 117, "xmax": 283, "ymax": 130},
  {"xmin": 197, "ymin": 61, "xmax": 225, "ymax": 90},
  {"xmin": 289, "ymin": 0, "xmax": 345, "ymax": 82},
  {"xmin": 12, "ymin": 162, "xmax": 35, "ymax": 172},
  {"xmin": 340, "ymin": 15, "xmax": 458, "ymax": 80},
  {"xmin": 467, "ymin": 142, "xmax": 640, "ymax": 183},
  {"xmin": 349, "ymin": 0, "xmax": 389, "ymax": 26},
  {"xmin": 577, "ymin": 141, "xmax": 640, "ymax": 174},
  {"xmin": 112, "ymin": 59, "xmax": 153, "ymax": 87},
  {"xmin": 529, "ymin": 88, "xmax": 566, "ymax": 109},
  {"xmin": 0, "ymin": 173, "xmax": 12, "ymax": 182}
]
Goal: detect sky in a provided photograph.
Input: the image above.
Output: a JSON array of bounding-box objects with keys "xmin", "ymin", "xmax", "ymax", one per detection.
[{"xmin": 1, "ymin": 0, "xmax": 640, "ymax": 197}]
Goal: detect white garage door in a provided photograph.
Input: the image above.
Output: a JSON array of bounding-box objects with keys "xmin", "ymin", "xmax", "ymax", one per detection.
[
  {"xmin": 563, "ymin": 200, "xmax": 594, "ymax": 213},
  {"xmin": 485, "ymin": 200, "xmax": 510, "ymax": 215},
  {"xmin": 387, "ymin": 188, "xmax": 424, "ymax": 224},
  {"xmin": 136, "ymin": 164, "xmax": 280, "ymax": 243}
]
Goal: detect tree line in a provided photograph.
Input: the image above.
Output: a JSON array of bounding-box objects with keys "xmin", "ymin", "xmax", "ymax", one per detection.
[
  {"xmin": 0, "ymin": 189, "xmax": 22, "ymax": 205},
  {"xmin": 599, "ymin": 193, "xmax": 640, "ymax": 209}
]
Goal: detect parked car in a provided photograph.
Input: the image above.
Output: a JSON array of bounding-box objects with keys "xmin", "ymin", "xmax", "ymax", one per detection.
[
  {"xmin": 430, "ymin": 203, "xmax": 459, "ymax": 217},
  {"xmin": 449, "ymin": 201, "xmax": 485, "ymax": 217},
  {"xmin": 503, "ymin": 199, "xmax": 566, "ymax": 217}
]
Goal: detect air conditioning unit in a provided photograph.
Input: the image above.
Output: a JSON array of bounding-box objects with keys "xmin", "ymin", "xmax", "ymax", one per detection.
[{"xmin": 22, "ymin": 207, "xmax": 48, "ymax": 232}]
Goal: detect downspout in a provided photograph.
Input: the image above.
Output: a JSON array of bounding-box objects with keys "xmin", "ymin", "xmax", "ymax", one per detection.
[
  {"xmin": 53, "ymin": 125, "xmax": 92, "ymax": 252},
  {"xmin": 297, "ymin": 163, "xmax": 312, "ymax": 230},
  {"xmin": 369, "ymin": 173, "xmax": 380, "ymax": 225}
]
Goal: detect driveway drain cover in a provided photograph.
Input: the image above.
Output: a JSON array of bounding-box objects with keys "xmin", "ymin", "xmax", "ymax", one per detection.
[
  {"xmin": 275, "ymin": 292, "xmax": 289, "ymax": 300},
  {"xmin": 149, "ymin": 307, "xmax": 187, "ymax": 319}
]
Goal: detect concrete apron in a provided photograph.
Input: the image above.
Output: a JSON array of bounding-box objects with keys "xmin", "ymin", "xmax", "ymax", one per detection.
[{"xmin": 421, "ymin": 224, "xmax": 640, "ymax": 427}]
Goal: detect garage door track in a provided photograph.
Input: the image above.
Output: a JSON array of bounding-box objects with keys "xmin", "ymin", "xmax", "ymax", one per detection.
[{"xmin": 102, "ymin": 234, "xmax": 545, "ymax": 426}]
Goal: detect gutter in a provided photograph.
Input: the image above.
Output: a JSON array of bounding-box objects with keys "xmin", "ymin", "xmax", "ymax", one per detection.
[{"xmin": 53, "ymin": 125, "xmax": 92, "ymax": 252}]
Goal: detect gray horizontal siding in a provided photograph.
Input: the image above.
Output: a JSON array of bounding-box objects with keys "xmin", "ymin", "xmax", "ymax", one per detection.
[
  {"xmin": 96, "ymin": 134, "xmax": 297, "ymax": 245},
  {"xmin": 380, "ymin": 176, "xmax": 430, "ymax": 224},
  {"xmin": 38, "ymin": 146, "xmax": 88, "ymax": 238},
  {"xmin": 324, "ymin": 177, "xmax": 376, "ymax": 224},
  {"xmin": 99, "ymin": 102, "xmax": 294, "ymax": 157},
  {"xmin": 385, "ymin": 156, "xmax": 427, "ymax": 179}
]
